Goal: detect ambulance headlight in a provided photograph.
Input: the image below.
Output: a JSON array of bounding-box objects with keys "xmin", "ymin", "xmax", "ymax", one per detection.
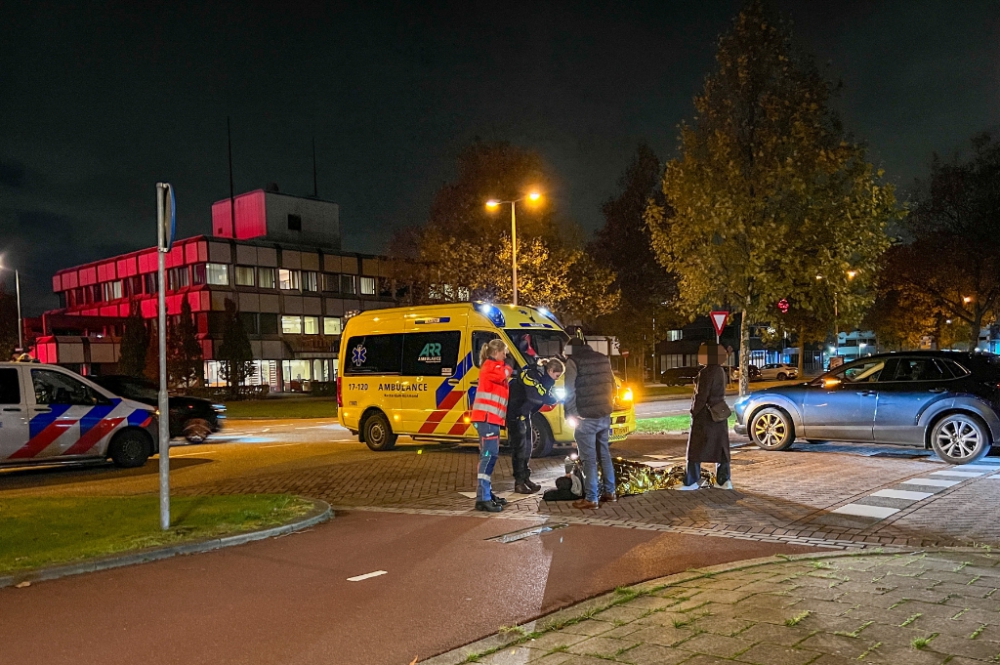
[{"xmin": 554, "ymin": 387, "xmax": 566, "ymax": 400}]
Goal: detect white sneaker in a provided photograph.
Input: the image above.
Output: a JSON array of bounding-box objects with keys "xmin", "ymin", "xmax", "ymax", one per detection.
[
  {"xmin": 674, "ymin": 483, "xmax": 700, "ymax": 491},
  {"xmin": 714, "ymin": 480, "xmax": 734, "ymax": 490}
]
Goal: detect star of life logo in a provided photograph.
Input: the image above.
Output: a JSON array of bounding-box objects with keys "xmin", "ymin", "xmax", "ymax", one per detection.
[{"xmin": 352, "ymin": 344, "xmax": 367, "ymax": 367}]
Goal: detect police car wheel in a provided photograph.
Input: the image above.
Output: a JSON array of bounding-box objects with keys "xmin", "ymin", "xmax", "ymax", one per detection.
[
  {"xmin": 364, "ymin": 412, "xmax": 398, "ymax": 451},
  {"xmin": 183, "ymin": 419, "xmax": 212, "ymax": 444},
  {"xmin": 530, "ymin": 413, "xmax": 555, "ymax": 458},
  {"xmin": 109, "ymin": 429, "xmax": 152, "ymax": 468}
]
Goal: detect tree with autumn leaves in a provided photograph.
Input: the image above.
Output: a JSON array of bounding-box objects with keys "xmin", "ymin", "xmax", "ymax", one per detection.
[
  {"xmin": 390, "ymin": 140, "xmax": 619, "ymax": 323},
  {"xmin": 646, "ymin": 0, "xmax": 898, "ymax": 394}
]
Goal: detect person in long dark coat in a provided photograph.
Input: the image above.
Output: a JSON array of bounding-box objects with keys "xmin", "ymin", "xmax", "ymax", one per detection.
[{"xmin": 676, "ymin": 342, "xmax": 732, "ymax": 490}]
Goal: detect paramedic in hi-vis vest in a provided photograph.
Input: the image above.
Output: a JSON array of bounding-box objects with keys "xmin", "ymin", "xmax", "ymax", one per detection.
[{"xmin": 470, "ymin": 339, "xmax": 513, "ymax": 513}]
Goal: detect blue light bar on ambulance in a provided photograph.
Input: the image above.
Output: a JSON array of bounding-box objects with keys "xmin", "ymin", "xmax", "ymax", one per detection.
[{"xmin": 477, "ymin": 303, "xmax": 506, "ymax": 327}]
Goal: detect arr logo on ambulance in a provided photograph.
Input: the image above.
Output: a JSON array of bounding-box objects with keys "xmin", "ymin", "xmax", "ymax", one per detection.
[{"xmin": 418, "ymin": 343, "xmax": 442, "ymax": 364}]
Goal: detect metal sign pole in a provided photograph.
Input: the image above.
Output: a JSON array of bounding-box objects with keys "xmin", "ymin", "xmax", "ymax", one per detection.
[{"xmin": 156, "ymin": 183, "xmax": 171, "ymax": 531}]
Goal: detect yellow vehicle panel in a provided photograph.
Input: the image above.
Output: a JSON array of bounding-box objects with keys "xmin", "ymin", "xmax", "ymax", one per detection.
[{"xmin": 338, "ymin": 303, "xmax": 637, "ymax": 448}]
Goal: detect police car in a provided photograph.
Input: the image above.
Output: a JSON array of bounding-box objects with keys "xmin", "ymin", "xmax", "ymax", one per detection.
[{"xmin": 0, "ymin": 362, "xmax": 159, "ymax": 469}]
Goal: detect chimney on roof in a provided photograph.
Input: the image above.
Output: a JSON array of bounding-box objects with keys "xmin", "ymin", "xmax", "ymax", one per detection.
[{"xmin": 266, "ymin": 182, "xmax": 280, "ymax": 193}]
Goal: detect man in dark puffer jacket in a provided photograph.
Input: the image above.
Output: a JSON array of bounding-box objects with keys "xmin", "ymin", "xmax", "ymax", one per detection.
[{"xmin": 563, "ymin": 337, "xmax": 616, "ymax": 510}]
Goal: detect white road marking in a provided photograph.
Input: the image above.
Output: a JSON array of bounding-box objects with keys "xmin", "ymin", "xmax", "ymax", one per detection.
[
  {"xmin": 171, "ymin": 450, "xmax": 219, "ymax": 458},
  {"xmin": 870, "ymin": 489, "xmax": 933, "ymax": 501},
  {"xmin": 956, "ymin": 464, "xmax": 1000, "ymax": 471},
  {"xmin": 902, "ymin": 478, "xmax": 961, "ymax": 487},
  {"xmin": 929, "ymin": 469, "xmax": 986, "ymax": 478},
  {"xmin": 831, "ymin": 504, "xmax": 900, "ymax": 519},
  {"xmin": 346, "ymin": 570, "xmax": 387, "ymax": 582}
]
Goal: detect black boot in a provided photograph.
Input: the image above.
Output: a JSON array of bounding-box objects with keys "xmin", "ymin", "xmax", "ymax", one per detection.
[
  {"xmin": 491, "ymin": 494, "xmax": 508, "ymax": 506},
  {"xmin": 476, "ymin": 500, "xmax": 502, "ymax": 513},
  {"xmin": 514, "ymin": 483, "xmax": 535, "ymax": 494},
  {"xmin": 525, "ymin": 479, "xmax": 541, "ymax": 493}
]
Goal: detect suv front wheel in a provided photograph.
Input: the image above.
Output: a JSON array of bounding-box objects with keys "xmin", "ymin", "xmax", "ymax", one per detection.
[{"xmin": 750, "ymin": 407, "xmax": 795, "ymax": 451}]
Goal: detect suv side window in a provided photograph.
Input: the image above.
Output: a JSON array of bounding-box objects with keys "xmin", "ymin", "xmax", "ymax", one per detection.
[
  {"xmin": 0, "ymin": 368, "xmax": 20, "ymax": 404},
  {"xmin": 31, "ymin": 370, "xmax": 100, "ymax": 406},
  {"xmin": 836, "ymin": 359, "xmax": 886, "ymax": 384},
  {"xmin": 885, "ymin": 358, "xmax": 948, "ymax": 382},
  {"xmin": 938, "ymin": 358, "xmax": 971, "ymax": 379}
]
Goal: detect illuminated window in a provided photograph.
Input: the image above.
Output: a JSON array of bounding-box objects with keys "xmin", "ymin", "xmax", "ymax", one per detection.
[
  {"xmin": 103, "ymin": 281, "xmax": 123, "ymax": 300},
  {"xmin": 235, "ymin": 265, "xmax": 255, "ymax": 287},
  {"xmin": 667, "ymin": 330, "xmax": 683, "ymax": 341},
  {"xmin": 323, "ymin": 317, "xmax": 342, "ymax": 336},
  {"xmin": 258, "ymin": 267, "xmax": 276, "ymax": 289},
  {"xmin": 279, "ymin": 269, "xmax": 300, "ymax": 290},
  {"xmin": 303, "ymin": 316, "xmax": 319, "ymax": 335},
  {"xmin": 206, "ymin": 263, "xmax": 229, "ymax": 286},
  {"xmin": 302, "ymin": 271, "xmax": 319, "ymax": 292},
  {"xmin": 360, "ymin": 276, "xmax": 376, "ymax": 296},
  {"xmin": 280, "ymin": 316, "xmax": 302, "ymax": 334}
]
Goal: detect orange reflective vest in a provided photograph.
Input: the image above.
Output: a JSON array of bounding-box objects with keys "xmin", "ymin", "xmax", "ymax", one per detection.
[{"xmin": 470, "ymin": 359, "xmax": 512, "ymax": 426}]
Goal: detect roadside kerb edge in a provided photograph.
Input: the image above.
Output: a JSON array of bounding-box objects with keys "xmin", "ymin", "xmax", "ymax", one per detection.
[{"xmin": 0, "ymin": 499, "xmax": 333, "ymax": 589}]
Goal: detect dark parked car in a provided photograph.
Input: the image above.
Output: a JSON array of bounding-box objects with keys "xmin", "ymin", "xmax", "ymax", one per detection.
[
  {"xmin": 90, "ymin": 375, "xmax": 225, "ymax": 443},
  {"xmin": 734, "ymin": 351, "xmax": 1000, "ymax": 464},
  {"xmin": 661, "ymin": 366, "xmax": 701, "ymax": 386}
]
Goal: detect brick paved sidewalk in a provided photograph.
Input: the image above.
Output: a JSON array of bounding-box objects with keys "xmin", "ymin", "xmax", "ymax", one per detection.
[{"xmin": 423, "ymin": 549, "xmax": 1000, "ymax": 665}]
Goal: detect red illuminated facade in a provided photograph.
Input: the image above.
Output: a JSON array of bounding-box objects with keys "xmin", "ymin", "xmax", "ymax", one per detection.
[{"xmin": 38, "ymin": 190, "xmax": 397, "ymax": 390}]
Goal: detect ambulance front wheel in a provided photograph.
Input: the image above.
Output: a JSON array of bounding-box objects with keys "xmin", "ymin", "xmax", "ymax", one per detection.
[
  {"xmin": 530, "ymin": 414, "xmax": 555, "ymax": 458},
  {"xmin": 363, "ymin": 411, "xmax": 398, "ymax": 451},
  {"xmin": 109, "ymin": 429, "xmax": 153, "ymax": 468}
]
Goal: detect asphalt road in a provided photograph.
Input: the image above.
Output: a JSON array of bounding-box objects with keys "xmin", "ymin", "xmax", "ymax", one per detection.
[{"xmin": 0, "ymin": 509, "xmax": 819, "ymax": 665}]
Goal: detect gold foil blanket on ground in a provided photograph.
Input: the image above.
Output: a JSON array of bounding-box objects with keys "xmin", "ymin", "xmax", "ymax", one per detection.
[{"xmin": 611, "ymin": 457, "xmax": 716, "ymax": 496}]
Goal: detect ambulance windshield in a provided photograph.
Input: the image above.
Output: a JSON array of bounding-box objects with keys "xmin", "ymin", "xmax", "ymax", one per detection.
[{"xmin": 505, "ymin": 330, "xmax": 569, "ymax": 364}]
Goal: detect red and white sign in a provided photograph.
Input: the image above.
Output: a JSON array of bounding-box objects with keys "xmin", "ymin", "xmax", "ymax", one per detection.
[
  {"xmin": 621, "ymin": 350, "xmax": 629, "ymax": 357},
  {"xmin": 710, "ymin": 311, "xmax": 729, "ymax": 337}
]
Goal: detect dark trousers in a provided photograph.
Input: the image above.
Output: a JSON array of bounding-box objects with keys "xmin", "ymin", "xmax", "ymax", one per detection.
[
  {"xmin": 507, "ymin": 414, "xmax": 534, "ymax": 484},
  {"xmin": 685, "ymin": 460, "xmax": 731, "ymax": 487}
]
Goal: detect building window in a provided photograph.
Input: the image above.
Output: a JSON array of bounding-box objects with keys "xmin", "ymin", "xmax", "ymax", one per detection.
[
  {"xmin": 303, "ymin": 316, "xmax": 319, "ymax": 335},
  {"xmin": 666, "ymin": 330, "xmax": 683, "ymax": 341},
  {"xmin": 259, "ymin": 313, "xmax": 278, "ymax": 334},
  {"xmin": 168, "ymin": 267, "xmax": 189, "ymax": 290},
  {"xmin": 323, "ymin": 273, "xmax": 339, "ymax": 292},
  {"xmin": 235, "ymin": 265, "xmax": 256, "ymax": 287},
  {"xmin": 207, "ymin": 263, "xmax": 229, "ymax": 286},
  {"xmin": 239, "ymin": 312, "xmax": 258, "ymax": 335},
  {"xmin": 324, "ymin": 317, "xmax": 342, "ymax": 336},
  {"xmin": 287, "ymin": 214, "xmax": 302, "ymax": 231},
  {"xmin": 258, "ymin": 267, "xmax": 276, "ymax": 289},
  {"xmin": 281, "ymin": 315, "xmax": 302, "ymax": 334},
  {"xmin": 144, "ymin": 273, "xmax": 158, "ymax": 294},
  {"xmin": 103, "ymin": 281, "xmax": 123, "ymax": 301},
  {"xmin": 340, "ymin": 274, "xmax": 356, "ymax": 295},
  {"xmin": 191, "ymin": 264, "xmax": 206, "ymax": 285},
  {"xmin": 302, "ymin": 271, "xmax": 319, "ymax": 292},
  {"xmin": 360, "ymin": 276, "xmax": 376, "ymax": 296},
  {"xmin": 92, "ymin": 284, "xmax": 105, "ymax": 303},
  {"xmin": 279, "ymin": 269, "xmax": 300, "ymax": 291}
]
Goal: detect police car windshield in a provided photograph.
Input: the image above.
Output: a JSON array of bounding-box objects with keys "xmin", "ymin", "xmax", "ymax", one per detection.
[{"xmin": 505, "ymin": 330, "xmax": 569, "ymax": 363}]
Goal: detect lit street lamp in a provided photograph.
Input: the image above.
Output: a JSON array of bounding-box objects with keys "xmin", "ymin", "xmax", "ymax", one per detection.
[
  {"xmin": 816, "ymin": 269, "xmax": 858, "ymax": 361},
  {"xmin": 486, "ymin": 190, "xmax": 542, "ymax": 306},
  {"xmin": 0, "ymin": 262, "xmax": 23, "ymax": 352}
]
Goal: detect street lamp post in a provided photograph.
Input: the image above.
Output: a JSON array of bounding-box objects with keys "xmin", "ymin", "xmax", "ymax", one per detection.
[
  {"xmin": 486, "ymin": 191, "xmax": 541, "ymax": 306},
  {"xmin": 0, "ymin": 264, "xmax": 23, "ymax": 352},
  {"xmin": 817, "ymin": 270, "xmax": 857, "ymax": 364}
]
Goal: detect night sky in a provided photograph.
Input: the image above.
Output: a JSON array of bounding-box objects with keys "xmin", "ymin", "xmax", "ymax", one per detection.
[{"xmin": 2, "ymin": 1, "xmax": 998, "ymax": 313}]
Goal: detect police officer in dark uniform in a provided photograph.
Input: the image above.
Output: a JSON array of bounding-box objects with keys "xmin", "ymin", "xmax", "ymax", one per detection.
[{"xmin": 507, "ymin": 358, "xmax": 564, "ymax": 493}]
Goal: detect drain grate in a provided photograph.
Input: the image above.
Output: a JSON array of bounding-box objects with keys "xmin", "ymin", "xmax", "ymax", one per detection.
[{"xmin": 487, "ymin": 523, "xmax": 568, "ymax": 544}]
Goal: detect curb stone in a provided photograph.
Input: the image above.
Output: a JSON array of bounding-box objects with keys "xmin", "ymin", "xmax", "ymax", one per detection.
[
  {"xmin": 0, "ymin": 499, "xmax": 332, "ymax": 589},
  {"xmin": 417, "ymin": 546, "xmax": 962, "ymax": 665}
]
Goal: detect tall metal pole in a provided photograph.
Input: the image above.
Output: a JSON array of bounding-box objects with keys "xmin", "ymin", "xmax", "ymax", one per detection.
[
  {"xmin": 14, "ymin": 269, "xmax": 22, "ymax": 351},
  {"xmin": 156, "ymin": 185, "xmax": 170, "ymax": 531},
  {"xmin": 510, "ymin": 201, "xmax": 518, "ymax": 306}
]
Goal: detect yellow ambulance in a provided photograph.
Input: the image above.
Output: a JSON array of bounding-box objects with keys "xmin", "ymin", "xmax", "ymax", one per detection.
[{"xmin": 337, "ymin": 302, "xmax": 637, "ymax": 455}]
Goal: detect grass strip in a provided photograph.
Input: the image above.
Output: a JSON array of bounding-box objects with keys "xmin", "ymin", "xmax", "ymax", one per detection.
[
  {"xmin": 0, "ymin": 494, "xmax": 312, "ymax": 574},
  {"xmin": 223, "ymin": 397, "xmax": 337, "ymax": 420},
  {"xmin": 636, "ymin": 414, "xmax": 737, "ymax": 434}
]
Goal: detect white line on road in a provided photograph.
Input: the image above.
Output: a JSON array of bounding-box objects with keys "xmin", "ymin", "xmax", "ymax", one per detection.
[
  {"xmin": 870, "ymin": 489, "xmax": 933, "ymax": 501},
  {"xmin": 347, "ymin": 570, "xmax": 387, "ymax": 582},
  {"xmin": 831, "ymin": 504, "xmax": 900, "ymax": 519},
  {"xmin": 929, "ymin": 469, "xmax": 987, "ymax": 478}
]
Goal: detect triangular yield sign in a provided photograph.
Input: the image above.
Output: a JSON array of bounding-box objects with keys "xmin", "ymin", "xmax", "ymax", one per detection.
[{"xmin": 710, "ymin": 311, "xmax": 729, "ymax": 337}]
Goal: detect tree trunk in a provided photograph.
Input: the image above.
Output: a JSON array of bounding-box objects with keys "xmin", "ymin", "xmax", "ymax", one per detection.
[
  {"xmin": 739, "ymin": 307, "xmax": 750, "ymax": 397},
  {"xmin": 970, "ymin": 312, "xmax": 984, "ymax": 351},
  {"xmin": 797, "ymin": 331, "xmax": 805, "ymax": 377}
]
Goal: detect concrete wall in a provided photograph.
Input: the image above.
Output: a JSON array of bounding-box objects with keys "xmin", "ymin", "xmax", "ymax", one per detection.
[{"xmin": 264, "ymin": 193, "xmax": 339, "ymax": 249}]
